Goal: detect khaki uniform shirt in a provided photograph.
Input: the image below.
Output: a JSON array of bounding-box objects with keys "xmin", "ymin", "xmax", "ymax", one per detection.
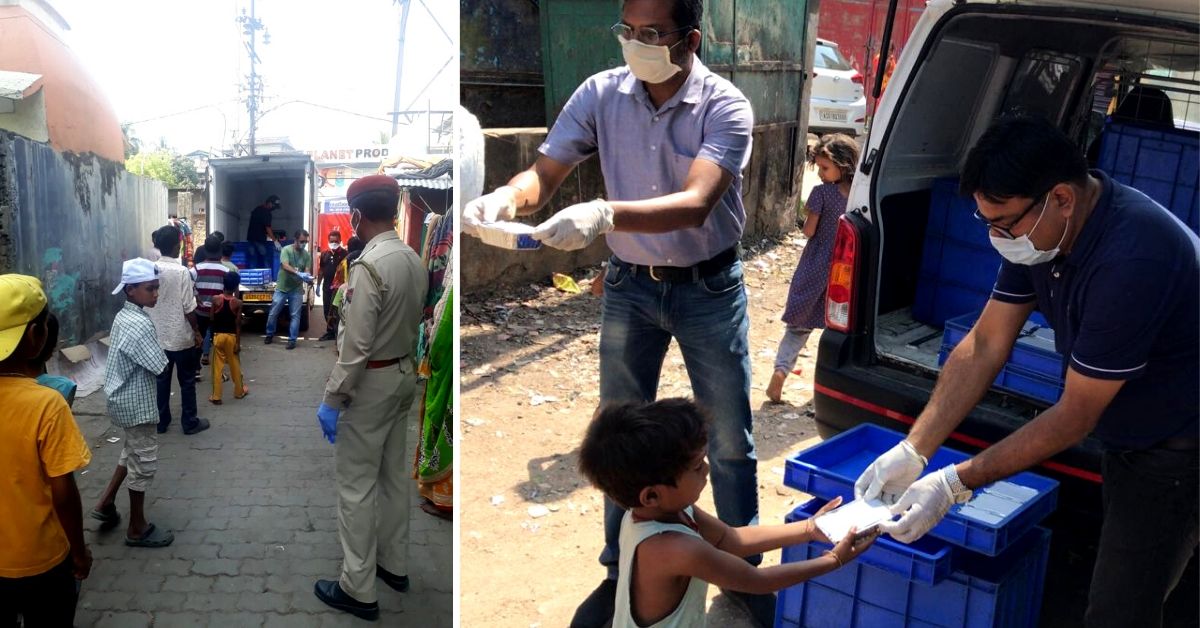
[{"xmin": 323, "ymin": 230, "xmax": 427, "ymax": 409}]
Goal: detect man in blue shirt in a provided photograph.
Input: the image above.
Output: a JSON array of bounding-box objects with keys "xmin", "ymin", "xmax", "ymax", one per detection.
[
  {"xmin": 463, "ymin": 1, "xmax": 769, "ymax": 625},
  {"xmin": 855, "ymin": 116, "xmax": 1199, "ymax": 627}
]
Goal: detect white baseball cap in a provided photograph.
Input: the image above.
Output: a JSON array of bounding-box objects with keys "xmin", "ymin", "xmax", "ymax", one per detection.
[{"xmin": 112, "ymin": 258, "xmax": 159, "ymax": 295}]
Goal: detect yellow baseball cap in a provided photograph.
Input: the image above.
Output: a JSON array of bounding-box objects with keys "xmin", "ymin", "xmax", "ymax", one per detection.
[{"xmin": 0, "ymin": 274, "xmax": 48, "ymax": 361}]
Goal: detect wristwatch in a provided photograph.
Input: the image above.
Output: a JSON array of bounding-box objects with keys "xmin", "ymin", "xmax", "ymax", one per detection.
[{"xmin": 942, "ymin": 465, "xmax": 975, "ymax": 505}]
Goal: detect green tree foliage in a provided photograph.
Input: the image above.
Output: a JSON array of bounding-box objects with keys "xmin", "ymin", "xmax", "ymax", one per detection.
[{"xmin": 125, "ymin": 149, "xmax": 201, "ymax": 189}]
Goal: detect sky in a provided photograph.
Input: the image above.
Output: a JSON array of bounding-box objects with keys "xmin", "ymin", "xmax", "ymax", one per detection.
[{"xmin": 54, "ymin": 0, "xmax": 457, "ymax": 156}]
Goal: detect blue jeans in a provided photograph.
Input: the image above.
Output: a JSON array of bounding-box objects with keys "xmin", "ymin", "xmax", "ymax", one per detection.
[
  {"xmin": 157, "ymin": 348, "xmax": 199, "ymax": 431},
  {"xmin": 597, "ymin": 257, "xmax": 760, "ymax": 579},
  {"xmin": 249, "ymin": 240, "xmax": 274, "ymax": 271},
  {"xmin": 266, "ymin": 288, "xmax": 302, "ymax": 341}
]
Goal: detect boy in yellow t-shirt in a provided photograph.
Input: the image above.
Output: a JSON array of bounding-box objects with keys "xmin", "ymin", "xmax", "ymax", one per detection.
[{"xmin": 0, "ymin": 275, "xmax": 92, "ymax": 626}]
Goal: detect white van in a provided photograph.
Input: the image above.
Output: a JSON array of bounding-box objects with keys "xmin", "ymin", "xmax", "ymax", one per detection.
[{"xmin": 811, "ymin": 0, "xmax": 1198, "ymax": 620}]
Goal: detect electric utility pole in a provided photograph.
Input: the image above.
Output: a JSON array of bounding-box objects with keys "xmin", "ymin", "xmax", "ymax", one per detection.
[{"xmin": 237, "ymin": 0, "xmax": 269, "ymax": 155}]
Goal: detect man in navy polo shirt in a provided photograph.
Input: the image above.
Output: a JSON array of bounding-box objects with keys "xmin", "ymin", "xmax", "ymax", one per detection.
[
  {"xmin": 462, "ymin": 1, "xmax": 770, "ymax": 625},
  {"xmin": 856, "ymin": 116, "xmax": 1198, "ymax": 627}
]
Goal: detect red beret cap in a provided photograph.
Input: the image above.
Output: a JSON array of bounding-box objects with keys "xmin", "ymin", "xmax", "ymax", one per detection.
[{"xmin": 347, "ymin": 175, "xmax": 400, "ymax": 208}]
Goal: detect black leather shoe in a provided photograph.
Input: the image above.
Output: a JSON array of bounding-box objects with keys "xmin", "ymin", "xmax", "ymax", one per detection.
[
  {"xmin": 722, "ymin": 589, "xmax": 777, "ymax": 628},
  {"xmin": 570, "ymin": 579, "xmax": 616, "ymax": 628},
  {"xmin": 314, "ymin": 579, "xmax": 379, "ymax": 621},
  {"xmin": 183, "ymin": 418, "xmax": 211, "ymax": 436},
  {"xmin": 264, "ymin": 336, "xmax": 273, "ymax": 345},
  {"xmin": 377, "ymin": 565, "xmax": 409, "ymax": 592},
  {"xmin": 286, "ymin": 340, "xmax": 296, "ymax": 350},
  {"xmin": 156, "ymin": 424, "xmax": 168, "ymax": 434}
]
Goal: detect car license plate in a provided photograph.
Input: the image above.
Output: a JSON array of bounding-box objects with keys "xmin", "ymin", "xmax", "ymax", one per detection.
[
  {"xmin": 819, "ymin": 109, "xmax": 847, "ymax": 122},
  {"xmin": 243, "ymin": 292, "xmax": 272, "ymax": 303}
]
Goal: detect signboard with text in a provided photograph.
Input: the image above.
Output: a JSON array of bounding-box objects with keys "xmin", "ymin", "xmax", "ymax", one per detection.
[{"xmin": 308, "ymin": 147, "xmax": 391, "ymax": 162}]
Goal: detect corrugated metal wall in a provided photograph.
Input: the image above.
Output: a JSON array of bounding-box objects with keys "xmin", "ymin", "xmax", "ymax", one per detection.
[{"xmin": 0, "ymin": 131, "xmax": 167, "ymax": 345}]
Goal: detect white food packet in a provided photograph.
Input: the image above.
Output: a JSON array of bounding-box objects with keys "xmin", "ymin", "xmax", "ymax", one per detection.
[
  {"xmin": 815, "ymin": 498, "xmax": 894, "ymax": 543},
  {"xmin": 476, "ymin": 221, "xmax": 542, "ymax": 250}
]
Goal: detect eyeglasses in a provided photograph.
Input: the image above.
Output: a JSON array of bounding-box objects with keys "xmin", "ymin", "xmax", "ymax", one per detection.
[
  {"xmin": 973, "ymin": 193, "xmax": 1046, "ymax": 240},
  {"xmin": 611, "ymin": 22, "xmax": 694, "ymax": 46}
]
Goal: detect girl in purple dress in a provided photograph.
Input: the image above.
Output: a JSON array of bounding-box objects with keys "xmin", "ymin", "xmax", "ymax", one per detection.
[{"xmin": 767, "ymin": 134, "xmax": 860, "ymax": 403}]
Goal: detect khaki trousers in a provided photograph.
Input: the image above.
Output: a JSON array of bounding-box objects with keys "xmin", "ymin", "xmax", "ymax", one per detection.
[{"xmin": 335, "ymin": 364, "xmax": 417, "ymax": 603}]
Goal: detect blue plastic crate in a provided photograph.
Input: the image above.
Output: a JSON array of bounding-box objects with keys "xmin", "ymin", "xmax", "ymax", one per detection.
[
  {"xmin": 238, "ymin": 268, "xmax": 272, "ymax": 286},
  {"xmin": 941, "ymin": 311, "xmax": 1063, "ymax": 380},
  {"xmin": 776, "ymin": 498, "xmax": 1051, "ymax": 628},
  {"xmin": 913, "ymin": 178, "xmax": 1007, "ymax": 326},
  {"xmin": 783, "ymin": 499, "xmax": 954, "ymax": 585},
  {"xmin": 1098, "ymin": 123, "xmax": 1200, "ymax": 234},
  {"xmin": 996, "ymin": 365, "xmax": 1063, "ymax": 405},
  {"xmin": 783, "ymin": 424, "xmax": 1058, "ymax": 556}
]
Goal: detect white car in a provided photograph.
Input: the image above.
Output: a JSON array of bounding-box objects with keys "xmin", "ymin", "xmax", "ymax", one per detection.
[{"xmin": 808, "ymin": 38, "xmax": 867, "ymax": 136}]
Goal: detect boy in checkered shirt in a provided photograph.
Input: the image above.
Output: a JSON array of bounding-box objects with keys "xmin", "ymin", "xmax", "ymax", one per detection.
[{"xmin": 89, "ymin": 259, "xmax": 176, "ymax": 548}]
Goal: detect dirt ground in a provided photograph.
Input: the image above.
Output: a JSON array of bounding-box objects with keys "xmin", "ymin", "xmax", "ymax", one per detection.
[{"xmin": 461, "ymin": 225, "xmax": 829, "ymax": 627}]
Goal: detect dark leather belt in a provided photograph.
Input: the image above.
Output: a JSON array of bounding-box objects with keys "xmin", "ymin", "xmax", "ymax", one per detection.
[
  {"xmin": 366, "ymin": 358, "xmax": 401, "ymax": 369},
  {"xmin": 1155, "ymin": 435, "xmax": 1200, "ymax": 451},
  {"xmin": 620, "ymin": 246, "xmax": 739, "ymax": 283}
]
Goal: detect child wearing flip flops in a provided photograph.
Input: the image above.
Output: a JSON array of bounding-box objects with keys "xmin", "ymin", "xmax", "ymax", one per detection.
[
  {"xmin": 208, "ymin": 272, "xmax": 248, "ymax": 404},
  {"xmin": 90, "ymin": 258, "xmax": 176, "ymax": 548}
]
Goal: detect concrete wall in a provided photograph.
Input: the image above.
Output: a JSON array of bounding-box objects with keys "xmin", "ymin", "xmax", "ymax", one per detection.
[
  {"xmin": 461, "ymin": 125, "xmax": 804, "ymax": 292},
  {"xmin": 0, "ymin": 87, "xmax": 48, "ymax": 143},
  {"xmin": 0, "ymin": 131, "xmax": 168, "ymax": 345}
]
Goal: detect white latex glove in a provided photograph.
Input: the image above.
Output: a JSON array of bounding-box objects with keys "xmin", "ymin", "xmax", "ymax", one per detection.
[
  {"xmin": 531, "ymin": 200, "xmax": 614, "ymax": 251},
  {"xmin": 854, "ymin": 440, "xmax": 928, "ymax": 505},
  {"xmin": 462, "ymin": 186, "xmax": 519, "ymax": 236},
  {"xmin": 879, "ymin": 466, "xmax": 959, "ymax": 543}
]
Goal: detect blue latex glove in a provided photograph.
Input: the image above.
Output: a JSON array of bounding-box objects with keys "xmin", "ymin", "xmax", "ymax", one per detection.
[
  {"xmin": 298, "ymin": 271, "xmax": 314, "ymax": 284},
  {"xmin": 317, "ymin": 403, "xmax": 340, "ymax": 444}
]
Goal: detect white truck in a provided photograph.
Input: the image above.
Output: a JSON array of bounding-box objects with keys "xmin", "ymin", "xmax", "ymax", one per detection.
[{"xmin": 206, "ymin": 154, "xmax": 318, "ymax": 332}]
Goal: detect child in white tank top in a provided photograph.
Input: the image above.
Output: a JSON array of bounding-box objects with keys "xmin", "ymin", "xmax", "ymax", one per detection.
[{"xmin": 579, "ymin": 399, "xmax": 877, "ymax": 627}]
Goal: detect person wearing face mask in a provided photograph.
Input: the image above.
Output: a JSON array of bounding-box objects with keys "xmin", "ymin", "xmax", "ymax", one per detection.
[
  {"xmin": 264, "ymin": 229, "xmax": 314, "ymax": 350},
  {"xmin": 855, "ymin": 116, "xmax": 1199, "ymax": 628},
  {"xmin": 318, "ymin": 230, "xmax": 349, "ymax": 342},
  {"xmin": 463, "ymin": 1, "xmax": 765, "ymax": 625},
  {"xmin": 0, "ymin": 276, "xmax": 93, "ymax": 626},
  {"xmin": 312, "ymin": 175, "xmax": 427, "ymax": 620}
]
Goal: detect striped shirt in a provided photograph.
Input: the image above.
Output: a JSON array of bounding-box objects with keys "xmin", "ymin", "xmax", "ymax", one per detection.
[
  {"xmin": 194, "ymin": 261, "xmax": 229, "ymax": 316},
  {"xmin": 146, "ymin": 256, "xmax": 197, "ymax": 351},
  {"xmin": 105, "ymin": 302, "xmax": 169, "ymax": 428}
]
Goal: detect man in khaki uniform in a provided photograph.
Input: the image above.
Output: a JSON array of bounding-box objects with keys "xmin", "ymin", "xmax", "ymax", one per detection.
[{"xmin": 313, "ymin": 175, "xmax": 428, "ymax": 621}]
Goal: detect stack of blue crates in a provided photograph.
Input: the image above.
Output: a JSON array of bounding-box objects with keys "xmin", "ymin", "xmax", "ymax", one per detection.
[
  {"xmin": 777, "ymin": 424, "xmax": 1059, "ymax": 628},
  {"xmin": 1097, "ymin": 122, "xmax": 1200, "ymax": 234},
  {"xmin": 939, "ymin": 311, "xmax": 1064, "ymax": 405},
  {"xmin": 913, "ymin": 178, "xmax": 1006, "ymax": 327},
  {"xmin": 229, "ymin": 241, "xmax": 283, "ymax": 282}
]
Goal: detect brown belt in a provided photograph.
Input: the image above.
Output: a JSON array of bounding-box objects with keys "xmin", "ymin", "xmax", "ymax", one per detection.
[{"xmin": 366, "ymin": 358, "xmax": 401, "ymax": 369}]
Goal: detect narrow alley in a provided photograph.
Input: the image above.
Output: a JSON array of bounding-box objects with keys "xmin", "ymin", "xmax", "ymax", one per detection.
[{"xmin": 66, "ymin": 334, "xmax": 452, "ymax": 627}]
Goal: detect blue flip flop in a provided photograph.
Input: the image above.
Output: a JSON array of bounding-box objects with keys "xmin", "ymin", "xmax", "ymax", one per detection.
[{"xmin": 124, "ymin": 523, "xmax": 174, "ymax": 548}]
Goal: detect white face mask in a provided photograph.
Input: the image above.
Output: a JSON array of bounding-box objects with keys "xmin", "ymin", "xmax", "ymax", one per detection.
[
  {"xmin": 351, "ymin": 209, "xmax": 362, "ymax": 238},
  {"xmin": 329, "ymin": 242, "xmax": 341, "ymax": 250},
  {"xmin": 620, "ymin": 37, "xmax": 684, "ymax": 84},
  {"xmin": 988, "ymin": 196, "xmax": 1069, "ymax": 266}
]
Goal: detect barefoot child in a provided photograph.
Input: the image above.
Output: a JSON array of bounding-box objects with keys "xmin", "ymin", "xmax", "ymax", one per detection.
[
  {"xmin": 208, "ymin": 271, "xmax": 248, "ymax": 404},
  {"xmin": 90, "ymin": 258, "xmax": 175, "ymax": 548},
  {"xmin": 579, "ymin": 398, "xmax": 875, "ymax": 627},
  {"xmin": 768, "ymin": 134, "xmax": 861, "ymax": 403}
]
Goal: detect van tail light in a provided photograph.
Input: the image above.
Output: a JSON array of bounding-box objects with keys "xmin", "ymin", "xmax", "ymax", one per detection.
[
  {"xmin": 826, "ymin": 216, "xmax": 860, "ymax": 332},
  {"xmin": 850, "ymin": 71, "xmax": 864, "ymax": 84}
]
